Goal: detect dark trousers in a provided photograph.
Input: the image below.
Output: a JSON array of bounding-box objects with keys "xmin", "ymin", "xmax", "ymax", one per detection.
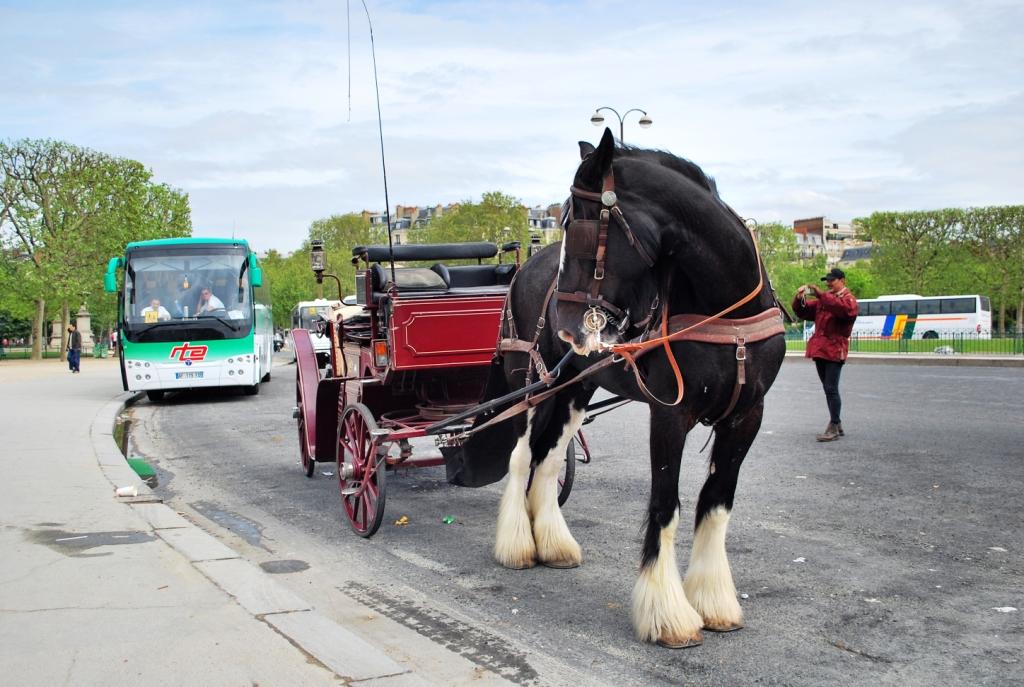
[
  {"xmin": 813, "ymin": 358, "xmax": 844, "ymax": 424},
  {"xmin": 68, "ymin": 349, "xmax": 81, "ymax": 372}
]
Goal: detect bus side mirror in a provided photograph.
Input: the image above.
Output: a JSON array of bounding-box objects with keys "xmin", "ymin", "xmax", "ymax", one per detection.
[
  {"xmin": 104, "ymin": 257, "xmax": 123, "ymax": 293},
  {"xmin": 249, "ymin": 253, "xmax": 263, "ymax": 287}
]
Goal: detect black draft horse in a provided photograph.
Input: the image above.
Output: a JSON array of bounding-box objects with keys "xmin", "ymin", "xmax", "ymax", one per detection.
[{"xmin": 449, "ymin": 129, "xmax": 786, "ymax": 648}]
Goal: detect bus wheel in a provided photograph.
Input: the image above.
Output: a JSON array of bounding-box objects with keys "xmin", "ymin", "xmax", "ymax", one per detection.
[
  {"xmin": 922, "ymin": 331, "xmax": 939, "ymax": 340},
  {"xmin": 244, "ymin": 383, "xmax": 260, "ymax": 396},
  {"xmin": 146, "ymin": 390, "xmax": 165, "ymax": 402},
  {"xmin": 262, "ymin": 371, "xmax": 271, "ymax": 382}
]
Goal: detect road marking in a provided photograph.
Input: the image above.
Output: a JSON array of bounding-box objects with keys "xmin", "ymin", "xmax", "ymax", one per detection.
[{"xmin": 387, "ymin": 548, "xmax": 453, "ymax": 574}]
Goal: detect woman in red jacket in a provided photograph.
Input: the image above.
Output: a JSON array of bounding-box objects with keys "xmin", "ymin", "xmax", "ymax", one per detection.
[{"xmin": 792, "ymin": 267, "xmax": 859, "ymax": 441}]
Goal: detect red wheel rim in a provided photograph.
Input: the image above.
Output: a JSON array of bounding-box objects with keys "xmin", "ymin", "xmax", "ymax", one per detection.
[
  {"xmin": 338, "ymin": 407, "xmax": 385, "ymax": 536},
  {"xmin": 296, "ymin": 380, "xmax": 312, "ymax": 475}
]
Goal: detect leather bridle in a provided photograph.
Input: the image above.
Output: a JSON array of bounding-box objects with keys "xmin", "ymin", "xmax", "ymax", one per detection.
[{"xmin": 556, "ymin": 167, "xmax": 656, "ymax": 335}]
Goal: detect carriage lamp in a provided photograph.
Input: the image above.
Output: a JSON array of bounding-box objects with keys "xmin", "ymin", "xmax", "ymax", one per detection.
[
  {"xmin": 310, "ymin": 240, "xmax": 326, "ymax": 283},
  {"xmin": 372, "ymin": 339, "xmax": 389, "ymax": 368}
]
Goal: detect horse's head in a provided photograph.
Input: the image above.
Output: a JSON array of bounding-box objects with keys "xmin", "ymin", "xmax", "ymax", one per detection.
[{"xmin": 556, "ymin": 128, "xmax": 660, "ymax": 355}]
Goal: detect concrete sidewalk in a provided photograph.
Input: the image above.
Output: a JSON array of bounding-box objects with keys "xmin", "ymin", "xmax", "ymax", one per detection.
[{"xmin": 0, "ymin": 358, "xmax": 426, "ymax": 686}]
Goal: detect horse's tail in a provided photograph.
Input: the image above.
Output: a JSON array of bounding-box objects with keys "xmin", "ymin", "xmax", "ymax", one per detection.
[{"xmin": 444, "ymin": 355, "xmax": 519, "ymax": 487}]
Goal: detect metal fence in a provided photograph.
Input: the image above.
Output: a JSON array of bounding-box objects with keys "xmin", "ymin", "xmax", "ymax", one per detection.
[{"xmin": 785, "ymin": 330, "xmax": 1024, "ymax": 355}]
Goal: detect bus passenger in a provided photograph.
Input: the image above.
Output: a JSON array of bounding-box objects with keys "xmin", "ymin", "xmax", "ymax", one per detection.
[
  {"xmin": 141, "ymin": 298, "xmax": 172, "ymax": 322},
  {"xmin": 793, "ymin": 267, "xmax": 859, "ymax": 442}
]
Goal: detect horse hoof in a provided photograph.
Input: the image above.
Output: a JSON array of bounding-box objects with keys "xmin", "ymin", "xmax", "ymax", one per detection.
[
  {"xmin": 541, "ymin": 559, "xmax": 580, "ymax": 569},
  {"xmin": 502, "ymin": 559, "xmax": 536, "ymax": 570},
  {"xmin": 656, "ymin": 634, "xmax": 703, "ymax": 649},
  {"xmin": 703, "ymin": 621, "xmax": 744, "ymax": 633}
]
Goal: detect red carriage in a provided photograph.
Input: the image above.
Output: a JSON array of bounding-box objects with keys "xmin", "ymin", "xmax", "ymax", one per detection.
[{"xmin": 292, "ymin": 239, "xmax": 591, "ymax": 537}]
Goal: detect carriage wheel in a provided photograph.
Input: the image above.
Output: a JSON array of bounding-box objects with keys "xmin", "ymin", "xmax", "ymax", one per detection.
[
  {"xmin": 296, "ymin": 372, "xmax": 315, "ymax": 477},
  {"xmin": 558, "ymin": 437, "xmax": 577, "ymax": 507},
  {"xmin": 337, "ymin": 403, "xmax": 387, "ymax": 538}
]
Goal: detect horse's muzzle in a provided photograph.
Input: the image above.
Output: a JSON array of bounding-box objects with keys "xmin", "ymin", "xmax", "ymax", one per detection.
[{"xmin": 558, "ymin": 327, "xmax": 605, "ymax": 356}]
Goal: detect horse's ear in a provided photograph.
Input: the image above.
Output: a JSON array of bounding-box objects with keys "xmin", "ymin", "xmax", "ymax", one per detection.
[
  {"xmin": 576, "ymin": 128, "xmax": 615, "ymax": 187},
  {"xmin": 593, "ymin": 127, "xmax": 615, "ymax": 172},
  {"xmin": 578, "ymin": 141, "xmax": 595, "ymax": 160}
]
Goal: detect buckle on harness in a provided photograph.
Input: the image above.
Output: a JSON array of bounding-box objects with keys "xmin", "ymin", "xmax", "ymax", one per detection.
[{"xmin": 735, "ymin": 336, "xmax": 747, "ymax": 361}]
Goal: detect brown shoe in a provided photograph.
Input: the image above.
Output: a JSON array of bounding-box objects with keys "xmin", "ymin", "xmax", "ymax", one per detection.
[
  {"xmin": 836, "ymin": 423, "xmax": 844, "ymax": 437},
  {"xmin": 816, "ymin": 422, "xmax": 840, "ymax": 442}
]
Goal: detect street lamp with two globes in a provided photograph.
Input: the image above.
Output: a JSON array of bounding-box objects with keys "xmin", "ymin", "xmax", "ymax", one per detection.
[{"xmin": 589, "ymin": 106, "xmax": 653, "ymax": 143}]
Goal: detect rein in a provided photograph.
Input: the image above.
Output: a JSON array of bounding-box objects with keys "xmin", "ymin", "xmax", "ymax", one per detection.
[{"xmin": 608, "ymin": 220, "xmax": 770, "ymax": 406}]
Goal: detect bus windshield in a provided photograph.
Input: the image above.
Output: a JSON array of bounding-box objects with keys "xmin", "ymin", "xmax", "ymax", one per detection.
[{"xmin": 123, "ymin": 245, "xmax": 253, "ymax": 343}]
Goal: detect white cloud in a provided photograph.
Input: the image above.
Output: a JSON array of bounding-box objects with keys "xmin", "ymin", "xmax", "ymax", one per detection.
[{"xmin": 2, "ymin": 0, "xmax": 1022, "ymax": 251}]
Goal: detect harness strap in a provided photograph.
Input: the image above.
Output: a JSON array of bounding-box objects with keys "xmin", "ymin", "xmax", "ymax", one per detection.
[
  {"xmin": 710, "ymin": 336, "xmax": 746, "ymax": 425},
  {"xmin": 497, "ymin": 277, "xmax": 559, "ymax": 385},
  {"xmin": 554, "ymin": 290, "xmax": 627, "ymax": 321},
  {"xmin": 465, "ymin": 307, "xmax": 783, "ymax": 440}
]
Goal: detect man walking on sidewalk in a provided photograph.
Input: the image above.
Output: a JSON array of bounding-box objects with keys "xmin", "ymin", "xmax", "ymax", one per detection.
[
  {"xmin": 793, "ymin": 267, "xmax": 859, "ymax": 441},
  {"xmin": 67, "ymin": 323, "xmax": 82, "ymax": 373}
]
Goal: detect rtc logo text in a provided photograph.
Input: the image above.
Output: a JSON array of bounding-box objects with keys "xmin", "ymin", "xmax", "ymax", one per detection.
[{"xmin": 170, "ymin": 343, "xmax": 208, "ymax": 362}]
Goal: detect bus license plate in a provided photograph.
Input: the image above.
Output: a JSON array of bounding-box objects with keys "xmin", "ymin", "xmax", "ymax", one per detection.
[{"xmin": 175, "ymin": 371, "xmax": 204, "ymax": 380}]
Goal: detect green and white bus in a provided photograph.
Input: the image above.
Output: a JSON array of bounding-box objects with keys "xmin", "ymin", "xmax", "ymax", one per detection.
[{"xmin": 104, "ymin": 238, "xmax": 274, "ymax": 401}]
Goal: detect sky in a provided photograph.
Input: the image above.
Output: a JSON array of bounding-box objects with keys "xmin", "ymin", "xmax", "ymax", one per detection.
[{"xmin": 3, "ymin": 0, "xmax": 1022, "ymax": 253}]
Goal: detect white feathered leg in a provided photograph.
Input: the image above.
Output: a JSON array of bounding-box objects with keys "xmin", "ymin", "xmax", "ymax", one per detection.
[
  {"xmin": 632, "ymin": 512, "xmax": 704, "ymax": 648},
  {"xmin": 528, "ymin": 408, "xmax": 583, "ymax": 568},
  {"xmin": 494, "ymin": 412, "xmax": 536, "ymax": 569},
  {"xmin": 683, "ymin": 506, "xmax": 743, "ymax": 631}
]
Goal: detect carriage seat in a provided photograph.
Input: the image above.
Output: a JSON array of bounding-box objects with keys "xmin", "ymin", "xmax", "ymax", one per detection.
[
  {"xmin": 365, "ymin": 263, "xmax": 447, "ymax": 304},
  {"xmin": 430, "ymin": 263, "xmax": 515, "ymax": 290}
]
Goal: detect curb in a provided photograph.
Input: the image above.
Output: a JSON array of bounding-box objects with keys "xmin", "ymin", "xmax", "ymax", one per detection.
[
  {"xmin": 784, "ymin": 352, "xmax": 1024, "ymax": 367},
  {"xmin": 90, "ymin": 391, "xmax": 427, "ymax": 686}
]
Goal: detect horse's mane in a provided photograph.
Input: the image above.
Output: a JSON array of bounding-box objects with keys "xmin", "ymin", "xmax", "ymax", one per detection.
[
  {"xmin": 617, "ymin": 146, "xmax": 720, "ymax": 198},
  {"xmin": 561, "ymin": 145, "xmax": 722, "ymax": 229}
]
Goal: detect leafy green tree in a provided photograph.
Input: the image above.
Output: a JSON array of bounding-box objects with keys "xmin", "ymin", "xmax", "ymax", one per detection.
[
  {"xmin": 961, "ymin": 206, "xmax": 1024, "ymax": 333},
  {"xmin": 411, "ymin": 192, "xmax": 530, "ymax": 261},
  {"xmin": 260, "ymin": 248, "xmax": 323, "ymax": 329},
  {"xmin": 0, "ymin": 139, "xmax": 191, "ymax": 358},
  {"xmin": 860, "ymin": 209, "xmax": 961, "ymax": 295},
  {"xmin": 308, "ymin": 213, "xmax": 378, "ymax": 305}
]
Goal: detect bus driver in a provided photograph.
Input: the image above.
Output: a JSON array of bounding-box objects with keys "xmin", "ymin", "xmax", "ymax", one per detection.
[{"xmin": 196, "ymin": 288, "xmax": 225, "ymax": 315}]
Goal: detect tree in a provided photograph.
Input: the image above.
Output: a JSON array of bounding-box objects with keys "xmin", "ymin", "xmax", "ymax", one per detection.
[
  {"xmin": 411, "ymin": 191, "xmax": 530, "ymax": 260},
  {"xmin": 859, "ymin": 209, "xmax": 961, "ymax": 295},
  {"xmin": 961, "ymin": 206, "xmax": 1024, "ymax": 334},
  {"xmin": 308, "ymin": 213, "xmax": 378, "ymax": 305},
  {"xmin": 260, "ymin": 248, "xmax": 322, "ymax": 329},
  {"xmin": 0, "ymin": 139, "xmax": 191, "ymax": 358}
]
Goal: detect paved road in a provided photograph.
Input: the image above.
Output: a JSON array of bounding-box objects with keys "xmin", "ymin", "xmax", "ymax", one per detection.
[{"xmin": 127, "ymin": 357, "xmax": 1023, "ymax": 686}]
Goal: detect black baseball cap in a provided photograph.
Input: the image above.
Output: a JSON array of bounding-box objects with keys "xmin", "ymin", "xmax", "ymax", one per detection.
[{"xmin": 821, "ymin": 267, "xmax": 845, "ymax": 282}]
